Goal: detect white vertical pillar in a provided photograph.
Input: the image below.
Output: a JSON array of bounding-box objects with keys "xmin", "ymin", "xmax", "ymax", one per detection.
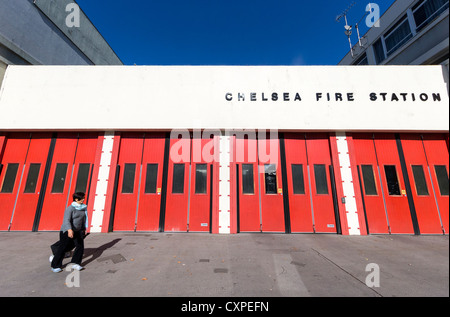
[
  {"xmin": 90, "ymin": 131, "xmax": 115, "ymax": 233},
  {"xmin": 218, "ymin": 132, "xmax": 231, "ymax": 234},
  {"xmin": 335, "ymin": 132, "xmax": 361, "ymax": 235}
]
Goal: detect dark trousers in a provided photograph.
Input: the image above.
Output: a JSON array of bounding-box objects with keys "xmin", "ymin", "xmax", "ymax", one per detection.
[{"xmin": 51, "ymin": 231, "xmax": 84, "ymax": 269}]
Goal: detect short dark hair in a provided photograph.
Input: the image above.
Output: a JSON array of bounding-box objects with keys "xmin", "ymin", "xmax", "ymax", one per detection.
[{"xmin": 73, "ymin": 192, "xmax": 86, "ymax": 201}]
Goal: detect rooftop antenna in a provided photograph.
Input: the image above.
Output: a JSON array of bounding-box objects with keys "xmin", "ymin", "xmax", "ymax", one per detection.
[{"xmin": 336, "ymin": 2, "xmax": 357, "ymax": 57}]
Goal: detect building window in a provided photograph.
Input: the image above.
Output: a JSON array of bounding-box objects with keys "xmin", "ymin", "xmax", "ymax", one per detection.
[
  {"xmin": 384, "ymin": 165, "xmax": 401, "ymax": 196},
  {"xmin": 413, "ymin": 0, "xmax": 449, "ymax": 32},
  {"xmin": 264, "ymin": 164, "xmax": 277, "ymax": 194},
  {"xmin": 194, "ymin": 164, "xmax": 207, "ymax": 194},
  {"xmin": 172, "ymin": 164, "xmax": 185, "ymax": 194},
  {"xmin": 242, "ymin": 164, "xmax": 254, "ymax": 194},
  {"xmin": 0, "ymin": 163, "xmax": 19, "ymax": 193},
  {"xmin": 314, "ymin": 164, "xmax": 329, "ymax": 195},
  {"xmin": 291, "ymin": 164, "xmax": 305, "ymax": 195},
  {"xmin": 24, "ymin": 163, "xmax": 41, "ymax": 193},
  {"xmin": 384, "ymin": 15, "xmax": 413, "ymax": 57},
  {"xmin": 144, "ymin": 164, "xmax": 158, "ymax": 194},
  {"xmin": 51, "ymin": 163, "xmax": 68, "ymax": 193},
  {"xmin": 361, "ymin": 165, "xmax": 378, "ymax": 196},
  {"xmin": 373, "ymin": 38, "xmax": 386, "ymax": 64},
  {"xmin": 122, "ymin": 163, "xmax": 136, "ymax": 194},
  {"xmin": 353, "ymin": 53, "xmax": 369, "ymax": 65}
]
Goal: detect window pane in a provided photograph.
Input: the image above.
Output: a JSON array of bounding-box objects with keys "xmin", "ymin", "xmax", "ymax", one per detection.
[
  {"xmin": 314, "ymin": 164, "xmax": 328, "ymax": 195},
  {"xmin": 384, "ymin": 17, "xmax": 412, "ymax": 56},
  {"xmin": 384, "ymin": 165, "xmax": 401, "ymax": 195},
  {"xmin": 242, "ymin": 164, "xmax": 254, "ymax": 194},
  {"xmin": 291, "ymin": 164, "xmax": 305, "ymax": 194},
  {"xmin": 412, "ymin": 165, "xmax": 429, "ymax": 196},
  {"xmin": 434, "ymin": 165, "xmax": 449, "ymax": 196},
  {"xmin": 414, "ymin": 0, "xmax": 449, "ymax": 32},
  {"xmin": 195, "ymin": 164, "xmax": 207, "ymax": 194},
  {"xmin": 51, "ymin": 163, "xmax": 68, "ymax": 193},
  {"xmin": 361, "ymin": 165, "xmax": 378, "ymax": 195},
  {"xmin": 172, "ymin": 164, "xmax": 185, "ymax": 194},
  {"xmin": 264, "ymin": 164, "xmax": 277, "ymax": 194},
  {"xmin": 373, "ymin": 38, "xmax": 386, "ymax": 64},
  {"xmin": 1, "ymin": 163, "xmax": 19, "ymax": 193},
  {"xmin": 75, "ymin": 163, "xmax": 91, "ymax": 193},
  {"xmin": 24, "ymin": 163, "xmax": 41, "ymax": 193},
  {"xmin": 122, "ymin": 163, "xmax": 136, "ymax": 194},
  {"xmin": 144, "ymin": 164, "xmax": 158, "ymax": 194}
]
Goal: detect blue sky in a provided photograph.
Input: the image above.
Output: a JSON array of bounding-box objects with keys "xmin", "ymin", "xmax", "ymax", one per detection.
[{"xmin": 76, "ymin": 0, "xmax": 396, "ymax": 65}]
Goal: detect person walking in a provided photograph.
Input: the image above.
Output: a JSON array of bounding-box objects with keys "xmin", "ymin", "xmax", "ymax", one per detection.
[{"xmin": 50, "ymin": 192, "xmax": 88, "ymax": 273}]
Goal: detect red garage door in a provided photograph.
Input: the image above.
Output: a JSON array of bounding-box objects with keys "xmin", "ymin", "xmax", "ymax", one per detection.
[
  {"xmin": 38, "ymin": 133, "xmax": 98, "ymax": 231},
  {"xmin": 354, "ymin": 134, "xmax": 416, "ymax": 234},
  {"xmin": 284, "ymin": 133, "xmax": 338, "ymax": 233}
]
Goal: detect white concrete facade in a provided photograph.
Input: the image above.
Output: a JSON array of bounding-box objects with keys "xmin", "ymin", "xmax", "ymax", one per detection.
[{"xmin": 0, "ymin": 65, "xmax": 448, "ymax": 132}]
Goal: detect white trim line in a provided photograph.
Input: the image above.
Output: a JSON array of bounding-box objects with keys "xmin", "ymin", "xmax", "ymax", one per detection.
[
  {"xmin": 336, "ymin": 133, "xmax": 361, "ymax": 235},
  {"xmin": 89, "ymin": 131, "xmax": 115, "ymax": 233}
]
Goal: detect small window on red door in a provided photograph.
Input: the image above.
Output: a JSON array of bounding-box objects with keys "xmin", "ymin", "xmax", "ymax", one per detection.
[
  {"xmin": 195, "ymin": 164, "xmax": 207, "ymax": 194},
  {"xmin": 51, "ymin": 163, "xmax": 68, "ymax": 193},
  {"xmin": 1, "ymin": 163, "xmax": 19, "ymax": 193},
  {"xmin": 434, "ymin": 165, "xmax": 449, "ymax": 196},
  {"xmin": 411, "ymin": 165, "xmax": 429, "ymax": 196},
  {"xmin": 24, "ymin": 163, "xmax": 41, "ymax": 193},
  {"xmin": 361, "ymin": 165, "xmax": 378, "ymax": 196},
  {"xmin": 314, "ymin": 164, "xmax": 329, "ymax": 195},
  {"xmin": 291, "ymin": 164, "xmax": 305, "ymax": 195},
  {"xmin": 242, "ymin": 164, "xmax": 254, "ymax": 194},
  {"xmin": 384, "ymin": 165, "xmax": 401, "ymax": 196}
]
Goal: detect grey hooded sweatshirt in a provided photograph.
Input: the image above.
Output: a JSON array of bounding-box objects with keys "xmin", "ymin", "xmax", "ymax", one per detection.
[{"xmin": 60, "ymin": 202, "xmax": 88, "ymax": 232}]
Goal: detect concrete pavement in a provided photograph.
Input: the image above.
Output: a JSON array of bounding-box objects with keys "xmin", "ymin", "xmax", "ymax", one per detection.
[{"xmin": 0, "ymin": 232, "xmax": 448, "ymax": 297}]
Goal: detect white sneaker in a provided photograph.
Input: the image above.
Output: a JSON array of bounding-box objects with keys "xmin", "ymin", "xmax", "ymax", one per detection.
[
  {"xmin": 71, "ymin": 264, "xmax": 84, "ymax": 271},
  {"xmin": 49, "ymin": 255, "xmax": 54, "ymax": 263},
  {"xmin": 51, "ymin": 267, "xmax": 62, "ymax": 273}
]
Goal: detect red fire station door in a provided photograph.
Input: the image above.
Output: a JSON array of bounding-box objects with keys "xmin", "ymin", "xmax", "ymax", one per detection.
[
  {"xmin": 0, "ymin": 133, "xmax": 33, "ymax": 230},
  {"xmin": 113, "ymin": 133, "xmax": 166, "ymax": 232},
  {"xmin": 401, "ymin": 134, "xmax": 448, "ymax": 234},
  {"xmin": 234, "ymin": 134, "xmax": 285, "ymax": 233},
  {"xmin": 164, "ymin": 135, "xmax": 191, "ymax": 232},
  {"xmin": 422, "ymin": 134, "xmax": 449, "ymax": 234},
  {"xmin": 284, "ymin": 133, "xmax": 314, "ymax": 233},
  {"xmin": 38, "ymin": 133, "xmax": 98, "ymax": 231},
  {"xmin": 135, "ymin": 134, "xmax": 166, "ymax": 232},
  {"xmin": 1, "ymin": 133, "xmax": 52, "ymax": 231},
  {"xmin": 354, "ymin": 134, "xmax": 415, "ymax": 234},
  {"xmin": 188, "ymin": 137, "xmax": 214, "ymax": 232}
]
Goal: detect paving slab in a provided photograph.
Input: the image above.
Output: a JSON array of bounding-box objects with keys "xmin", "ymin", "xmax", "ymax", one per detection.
[{"xmin": 0, "ymin": 232, "xmax": 447, "ymax": 298}]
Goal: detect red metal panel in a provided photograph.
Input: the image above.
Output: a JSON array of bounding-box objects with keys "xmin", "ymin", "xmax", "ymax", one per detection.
[
  {"xmin": 0, "ymin": 133, "xmax": 31, "ymax": 230},
  {"xmin": 38, "ymin": 133, "xmax": 78, "ymax": 231},
  {"xmin": 306, "ymin": 133, "xmax": 336, "ymax": 233},
  {"xmin": 113, "ymin": 133, "xmax": 144, "ymax": 231},
  {"xmin": 401, "ymin": 134, "xmax": 443, "ymax": 234},
  {"xmin": 284, "ymin": 133, "xmax": 314, "ymax": 233},
  {"xmin": 258, "ymin": 137, "xmax": 285, "ymax": 232},
  {"xmin": 374, "ymin": 134, "xmax": 414, "ymax": 234},
  {"xmin": 422, "ymin": 133, "xmax": 449, "ymax": 234},
  {"xmin": 353, "ymin": 134, "xmax": 390, "ymax": 234},
  {"xmin": 188, "ymin": 137, "xmax": 213, "ymax": 232},
  {"xmin": 10, "ymin": 133, "xmax": 52, "ymax": 231},
  {"xmin": 235, "ymin": 135, "xmax": 260, "ymax": 232},
  {"xmin": 164, "ymin": 136, "xmax": 190, "ymax": 232},
  {"xmin": 136, "ymin": 133, "xmax": 165, "ymax": 232}
]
